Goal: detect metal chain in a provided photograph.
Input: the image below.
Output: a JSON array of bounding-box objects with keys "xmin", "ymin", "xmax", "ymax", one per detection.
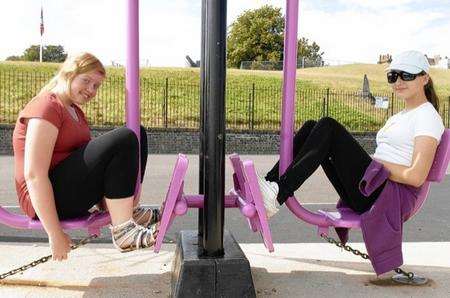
[
  {"xmin": 320, "ymin": 233, "xmax": 370, "ymax": 259},
  {"xmin": 320, "ymin": 233, "xmax": 414, "ymax": 280},
  {"xmin": 0, "ymin": 234, "xmax": 98, "ymax": 280},
  {"xmin": 394, "ymin": 267, "xmax": 415, "ymax": 279}
]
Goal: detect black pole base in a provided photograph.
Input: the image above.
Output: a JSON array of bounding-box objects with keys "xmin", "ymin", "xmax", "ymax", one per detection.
[{"xmin": 171, "ymin": 230, "xmax": 256, "ymax": 298}]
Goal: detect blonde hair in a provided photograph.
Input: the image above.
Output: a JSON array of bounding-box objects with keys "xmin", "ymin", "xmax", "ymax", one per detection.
[{"xmin": 39, "ymin": 52, "xmax": 105, "ymax": 97}]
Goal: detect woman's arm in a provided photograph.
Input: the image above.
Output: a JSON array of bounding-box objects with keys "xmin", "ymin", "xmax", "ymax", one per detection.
[
  {"xmin": 24, "ymin": 118, "xmax": 72, "ymax": 260},
  {"xmin": 376, "ymin": 136, "xmax": 438, "ymax": 187}
]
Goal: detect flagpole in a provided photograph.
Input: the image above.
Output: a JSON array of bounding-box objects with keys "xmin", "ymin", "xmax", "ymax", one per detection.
[
  {"xmin": 40, "ymin": 4, "xmax": 44, "ymax": 63},
  {"xmin": 40, "ymin": 37, "xmax": 43, "ymax": 63}
]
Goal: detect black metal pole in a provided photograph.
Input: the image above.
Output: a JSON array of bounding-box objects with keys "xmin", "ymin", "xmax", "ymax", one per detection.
[
  {"xmin": 202, "ymin": 0, "xmax": 226, "ymax": 257},
  {"xmin": 198, "ymin": 0, "xmax": 207, "ymax": 242}
]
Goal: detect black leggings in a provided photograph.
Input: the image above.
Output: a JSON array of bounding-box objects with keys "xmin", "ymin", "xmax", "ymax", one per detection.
[
  {"xmin": 266, "ymin": 117, "xmax": 384, "ymax": 214},
  {"xmin": 48, "ymin": 126, "xmax": 148, "ymax": 219}
]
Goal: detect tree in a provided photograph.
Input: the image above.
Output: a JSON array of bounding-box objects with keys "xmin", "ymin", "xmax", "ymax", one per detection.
[
  {"xmin": 5, "ymin": 55, "xmax": 22, "ymax": 61},
  {"xmin": 43, "ymin": 45, "xmax": 67, "ymax": 62},
  {"xmin": 227, "ymin": 5, "xmax": 284, "ymax": 68},
  {"xmin": 297, "ymin": 37, "xmax": 324, "ymax": 64},
  {"xmin": 227, "ymin": 5, "xmax": 324, "ymax": 68},
  {"xmin": 22, "ymin": 45, "xmax": 41, "ymax": 61},
  {"xmin": 19, "ymin": 45, "xmax": 67, "ymax": 62}
]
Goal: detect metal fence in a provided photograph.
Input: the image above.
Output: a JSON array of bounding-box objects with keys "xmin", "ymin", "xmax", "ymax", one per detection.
[
  {"xmin": 240, "ymin": 57, "xmax": 324, "ymax": 71},
  {"xmin": 1, "ymin": 69, "xmax": 449, "ymax": 132}
]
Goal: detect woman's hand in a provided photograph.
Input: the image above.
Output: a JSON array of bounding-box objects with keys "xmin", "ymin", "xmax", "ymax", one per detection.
[{"xmin": 49, "ymin": 231, "xmax": 73, "ymax": 261}]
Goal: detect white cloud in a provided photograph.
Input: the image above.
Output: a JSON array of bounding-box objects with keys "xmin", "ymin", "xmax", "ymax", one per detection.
[
  {"xmin": 0, "ymin": 0, "xmax": 448, "ymax": 66},
  {"xmin": 228, "ymin": 0, "xmax": 285, "ymax": 21},
  {"xmin": 300, "ymin": 2, "xmax": 450, "ymax": 63},
  {"xmin": 337, "ymin": 0, "xmax": 416, "ymax": 10}
]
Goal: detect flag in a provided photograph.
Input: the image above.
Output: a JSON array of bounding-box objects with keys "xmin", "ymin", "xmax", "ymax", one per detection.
[{"xmin": 40, "ymin": 6, "xmax": 44, "ymax": 36}]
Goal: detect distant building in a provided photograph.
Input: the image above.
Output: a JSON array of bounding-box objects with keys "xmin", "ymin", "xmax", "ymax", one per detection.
[
  {"xmin": 378, "ymin": 54, "xmax": 392, "ymax": 64},
  {"xmin": 380, "ymin": 53, "xmax": 449, "ymax": 69},
  {"xmin": 426, "ymin": 55, "xmax": 450, "ymax": 69}
]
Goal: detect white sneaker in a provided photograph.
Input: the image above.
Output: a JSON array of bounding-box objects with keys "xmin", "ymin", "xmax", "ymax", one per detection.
[{"xmin": 256, "ymin": 175, "xmax": 280, "ymax": 218}]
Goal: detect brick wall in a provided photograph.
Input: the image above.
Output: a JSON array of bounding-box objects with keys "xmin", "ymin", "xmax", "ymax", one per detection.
[{"xmin": 0, "ymin": 124, "xmax": 377, "ymax": 155}]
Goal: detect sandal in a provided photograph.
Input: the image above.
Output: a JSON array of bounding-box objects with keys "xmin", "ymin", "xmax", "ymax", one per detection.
[
  {"xmin": 110, "ymin": 219, "xmax": 158, "ymax": 252},
  {"xmin": 133, "ymin": 206, "xmax": 161, "ymax": 228}
]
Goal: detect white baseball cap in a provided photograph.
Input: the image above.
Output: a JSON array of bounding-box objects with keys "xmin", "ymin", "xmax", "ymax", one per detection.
[{"xmin": 386, "ymin": 50, "xmax": 430, "ymax": 74}]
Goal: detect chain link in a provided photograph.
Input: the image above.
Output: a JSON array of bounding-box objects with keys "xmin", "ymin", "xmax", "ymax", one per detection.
[
  {"xmin": 320, "ymin": 233, "xmax": 370, "ymax": 259},
  {"xmin": 320, "ymin": 233, "xmax": 414, "ymax": 280},
  {"xmin": 0, "ymin": 234, "xmax": 98, "ymax": 280},
  {"xmin": 394, "ymin": 267, "xmax": 415, "ymax": 279}
]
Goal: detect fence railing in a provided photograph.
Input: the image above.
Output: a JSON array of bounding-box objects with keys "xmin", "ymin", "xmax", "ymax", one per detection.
[
  {"xmin": 1, "ymin": 69, "xmax": 449, "ymax": 132},
  {"xmin": 240, "ymin": 57, "xmax": 324, "ymax": 70}
]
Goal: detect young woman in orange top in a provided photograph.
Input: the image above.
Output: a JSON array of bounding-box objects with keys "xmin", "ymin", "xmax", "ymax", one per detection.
[{"xmin": 13, "ymin": 52, "xmax": 160, "ymax": 261}]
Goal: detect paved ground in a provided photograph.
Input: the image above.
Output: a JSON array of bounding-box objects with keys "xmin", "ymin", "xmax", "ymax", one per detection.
[
  {"xmin": 1, "ymin": 155, "xmax": 449, "ymax": 297},
  {"xmin": 1, "ymin": 242, "xmax": 450, "ymax": 297}
]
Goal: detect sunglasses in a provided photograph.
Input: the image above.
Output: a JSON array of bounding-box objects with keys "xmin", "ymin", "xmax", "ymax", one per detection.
[{"xmin": 387, "ymin": 71, "xmax": 425, "ymax": 84}]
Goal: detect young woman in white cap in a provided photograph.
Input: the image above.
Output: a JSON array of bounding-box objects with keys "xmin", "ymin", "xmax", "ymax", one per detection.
[{"xmin": 257, "ymin": 50, "xmax": 445, "ymax": 217}]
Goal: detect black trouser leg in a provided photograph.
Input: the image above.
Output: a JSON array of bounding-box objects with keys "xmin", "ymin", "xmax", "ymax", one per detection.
[
  {"xmin": 275, "ymin": 117, "xmax": 382, "ymax": 213},
  {"xmin": 49, "ymin": 126, "xmax": 148, "ymax": 219},
  {"xmin": 139, "ymin": 126, "xmax": 148, "ymax": 180},
  {"xmin": 266, "ymin": 120, "xmax": 350, "ymax": 206},
  {"xmin": 265, "ymin": 120, "xmax": 317, "ymax": 182}
]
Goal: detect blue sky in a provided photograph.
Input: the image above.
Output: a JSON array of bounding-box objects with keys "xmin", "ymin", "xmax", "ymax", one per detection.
[{"xmin": 0, "ymin": 0, "xmax": 448, "ymax": 67}]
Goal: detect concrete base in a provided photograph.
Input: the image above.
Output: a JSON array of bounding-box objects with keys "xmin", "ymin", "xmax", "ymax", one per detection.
[{"xmin": 171, "ymin": 230, "xmax": 256, "ymax": 298}]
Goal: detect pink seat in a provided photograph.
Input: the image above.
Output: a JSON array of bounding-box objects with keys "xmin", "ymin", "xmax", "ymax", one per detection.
[
  {"xmin": 317, "ymin": 129, "xmax": 450, "ymax": 231},
  {"xmin": 317, "ymin": 208, "xmax": 361, "ymax": 228},
  {"xmin": 0, "ymin": 207, "xmax": 110, "ymax": 236}
]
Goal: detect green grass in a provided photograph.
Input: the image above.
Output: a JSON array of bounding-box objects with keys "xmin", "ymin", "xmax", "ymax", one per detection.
[
  {"xmin": 297, "ymin": 63, "xmax": 450, "ymax": 98},
  {"xmin": 1, "ymin": 61, "xmax": 449, "ymax": 131}
]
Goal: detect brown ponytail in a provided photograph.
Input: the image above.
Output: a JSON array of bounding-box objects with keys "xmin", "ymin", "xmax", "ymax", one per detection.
[{"xmin": 425, "ymin": 77, "xmax": 439, "ymax": 112}]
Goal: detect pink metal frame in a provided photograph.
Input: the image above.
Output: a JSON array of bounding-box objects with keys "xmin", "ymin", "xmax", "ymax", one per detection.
[
  {"xmin": 1, "ymin": 0, "xmax": 448, "ymax": 253},
  {"xmin": 279, "ymin": 0, "xmax": 450, "ymax": 235}
]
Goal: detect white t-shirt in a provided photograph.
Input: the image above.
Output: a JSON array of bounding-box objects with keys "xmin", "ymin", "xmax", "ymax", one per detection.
[{"xmin": 373, "ymin": 102, "xmax": 444, "ymax": 166}]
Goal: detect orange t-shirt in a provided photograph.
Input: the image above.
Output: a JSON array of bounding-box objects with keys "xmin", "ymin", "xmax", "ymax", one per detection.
[{"xmin": 12, "ymin": 92, "xmax": 91, "ymax": 218}]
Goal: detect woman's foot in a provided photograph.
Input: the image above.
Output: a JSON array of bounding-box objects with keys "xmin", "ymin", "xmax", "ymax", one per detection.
[
  {"xmin": 133, "ymin": 205, "xmax": 161, "ymax": 228},
  {"xmin": 257, "ymin": 175, "xmax": 280, "ymax": 218},
  {"xmin": 110, "ymin": 219, "xmax": 158, "ymax": 252}
]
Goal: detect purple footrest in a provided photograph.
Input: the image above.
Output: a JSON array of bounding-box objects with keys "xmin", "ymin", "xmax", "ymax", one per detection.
[
  {"xmin": 229, "ymin": 154, "xmax": 274, "ymax": 252},
  {"xmin": 154, "ymin": 154, "xmax": 189, "ymax": 253},
  {"xmin": 154, "ymin": 153, "xmax": 274, "ymax": 253}
]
